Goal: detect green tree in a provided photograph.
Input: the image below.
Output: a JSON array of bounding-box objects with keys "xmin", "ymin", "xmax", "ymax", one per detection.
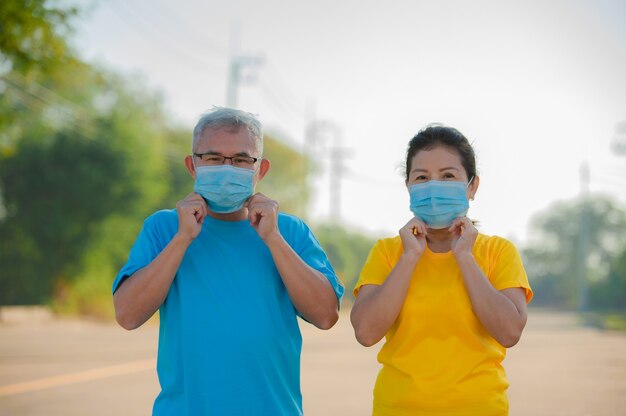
[
  {"xmin": 0, "ymin": 0, "xmax": 77, "ymax": 73},
  {"xmin": 313, "ymin": 224, "xmax": 378, "ymax": 302},
  {"xmin": 0, "ymin": 0, "xmax": 79, "ymax": 150},
  {"xmin": 257, "ymin": 133, "xmax": 310, "ymax": 218},
  {"xmin": 522, "ymin": 196, "xmax": 626, "ymax": 309},
  {"xmin": 0, "ymin": 58, "xmax": 173, "ymax": 308}
]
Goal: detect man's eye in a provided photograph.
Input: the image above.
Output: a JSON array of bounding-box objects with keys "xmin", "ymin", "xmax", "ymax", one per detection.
[
  {"xmin": 204, "ymin": 155, "xmax": 223, "ymax": 162},
  {"xmin": 233, "ymin": 157, "xmax": 253, "ymax": 165}
]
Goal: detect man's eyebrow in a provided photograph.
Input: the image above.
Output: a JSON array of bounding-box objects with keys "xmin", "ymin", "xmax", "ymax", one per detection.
[{"xmin": 195, "ymin": 151, "xmax": 252, "ymax": 157}]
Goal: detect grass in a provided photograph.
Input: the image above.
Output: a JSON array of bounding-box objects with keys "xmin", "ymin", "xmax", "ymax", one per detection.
[{"xmin": 579, "ymin": 311, "xmax": 626, "ymax": 331}]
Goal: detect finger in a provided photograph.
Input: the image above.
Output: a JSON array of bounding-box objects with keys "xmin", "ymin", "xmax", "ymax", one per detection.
[
  {"xmin": 244, "ymin": 193, "xmax": 259, "ymax": 208},
  {"xmin": 410, "ymin": 218, "xmax": 428, "ymax": 236},
  {"xmin": 448, "ymin": 218, "xmax": 464, "ymax": 233},
  {"xmin": 200, "ymin": 198, "xmax": 208, "ymax": 218}
]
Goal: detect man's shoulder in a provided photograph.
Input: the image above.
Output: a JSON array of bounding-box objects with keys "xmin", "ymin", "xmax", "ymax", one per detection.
[
  {"xmin": 277, "ymin": 212, "xmax": 315, "ymax": 245},
  {"xmin": 143, "ymin": 209, "xmax": 178, "ymax": 230},
  {"xmin": 277, "ymin": 212, "xmax": 307, "ymax": 229}
]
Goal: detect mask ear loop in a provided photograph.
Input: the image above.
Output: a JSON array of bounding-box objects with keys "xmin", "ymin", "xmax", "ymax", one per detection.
[{"xmin": 467, "ymin": 176, "xmax": 475, "ymax": 201}]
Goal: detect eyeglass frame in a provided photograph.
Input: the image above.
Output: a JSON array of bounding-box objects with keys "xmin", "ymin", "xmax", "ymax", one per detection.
[{"xmin": 192, "ymin": 152, "xmax": 262, "ymax": 167}]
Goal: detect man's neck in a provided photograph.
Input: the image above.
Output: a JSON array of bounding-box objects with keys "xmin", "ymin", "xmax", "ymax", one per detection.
[{"xmin": 206, "ymin": 208, "xmax": 249, "ymax": 222}]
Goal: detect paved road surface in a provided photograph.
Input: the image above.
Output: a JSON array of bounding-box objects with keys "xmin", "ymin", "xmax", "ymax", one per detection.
[{"xmin": 0, "ymin": 309, "xmax": 625, "ymax": 415}]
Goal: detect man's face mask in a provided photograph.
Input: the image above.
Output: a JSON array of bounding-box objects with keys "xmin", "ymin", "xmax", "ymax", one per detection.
[
  {"xmin": 409, "ymin": 178, "xmax": 473, "ymax": 229},
  {"xmin": 193, "ymin": 164, "xmax": 255, "ymax": 214}
]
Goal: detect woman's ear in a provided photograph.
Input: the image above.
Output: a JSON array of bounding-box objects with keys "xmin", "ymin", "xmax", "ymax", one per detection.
[{"xmin": 468, "ymin": 176, "xmax": 480, "ymax": 200}]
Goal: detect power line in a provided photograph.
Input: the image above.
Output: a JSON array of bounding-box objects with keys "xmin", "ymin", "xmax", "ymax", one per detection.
[
  {"xmin": 150, "ymin": 0, "xmax": 229, "ymax": 57},
  {"xmin": 108, "ymin": 0, "xmax": 224, "ymax": 78},
  {"xmin": 1, "ymin": 75, "xmax": 183, "ymax": 163},
  {"xmin": 263, "ymin": 61, "xmax": 306, "ymax": 115},
  {"xmin": 258, "ymin": 79, "xmax": 305, "ymax": 124}
]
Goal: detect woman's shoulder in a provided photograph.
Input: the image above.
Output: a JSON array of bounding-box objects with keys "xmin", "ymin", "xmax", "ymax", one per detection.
[
  {"xmin": 376, "ymin": 235, "xmax": 403, "ymax": 249},
  {"xmin": 475, "ymin": 233, "xmax": 521, "ymax": 256},
  {"xmin": 368, "ymin": 235, "xmax": 404, "ymax": 259}
]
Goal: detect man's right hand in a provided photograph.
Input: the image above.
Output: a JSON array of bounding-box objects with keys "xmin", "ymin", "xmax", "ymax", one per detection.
[{"xmin": 175, "ymin": 193, "xmax": 208, "ymax": 242}]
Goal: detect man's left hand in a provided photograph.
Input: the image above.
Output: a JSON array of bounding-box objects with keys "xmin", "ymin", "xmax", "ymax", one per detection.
[{"xmin": 246, "ymin": 193, "xmax": 280, "ymax": 242}]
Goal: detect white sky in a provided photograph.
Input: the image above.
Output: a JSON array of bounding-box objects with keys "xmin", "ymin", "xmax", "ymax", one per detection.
[{"xmin": 74, "ymin": 0, "xmax": 626, "ymax": 243}]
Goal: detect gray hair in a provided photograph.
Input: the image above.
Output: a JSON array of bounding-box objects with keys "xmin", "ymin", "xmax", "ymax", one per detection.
[{"xmin": 192, "ymin": 107, "xmax": 263, "ymax": 155}]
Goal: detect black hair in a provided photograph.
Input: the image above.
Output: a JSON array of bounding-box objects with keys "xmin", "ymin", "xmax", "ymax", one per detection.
[{"xmin": 404, "ymin": 124, "xmax": 477, "ymax": 182}]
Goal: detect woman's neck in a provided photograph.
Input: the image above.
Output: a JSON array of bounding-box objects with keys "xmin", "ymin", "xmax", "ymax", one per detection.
[{"xmin": 425, "ymin": 228, "xmax": 453, "ymax": 253}]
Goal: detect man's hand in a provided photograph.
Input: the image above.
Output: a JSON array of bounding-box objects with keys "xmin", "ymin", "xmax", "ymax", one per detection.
[
  {"xmin": 175, "ymin": 192, "xmax": 208, "ymax": 243},
  {"xmin": 246, "ymin": 193, "xmax": 280, "ymax": 242}
]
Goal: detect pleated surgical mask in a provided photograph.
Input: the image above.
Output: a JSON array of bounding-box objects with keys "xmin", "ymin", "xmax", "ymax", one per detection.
[
  {"xmin": 194, "ymin": 164, "xmax": 255, "ymax": 214},
  {"xmin": 409, "ymin": 179, "xmax": 472, "ymax": 229}
]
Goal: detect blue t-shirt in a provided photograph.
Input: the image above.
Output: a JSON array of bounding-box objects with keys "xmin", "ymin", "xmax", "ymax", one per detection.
[{"xmin": 113, "ymin": 210, "xmax": 344, "ymax": 416}]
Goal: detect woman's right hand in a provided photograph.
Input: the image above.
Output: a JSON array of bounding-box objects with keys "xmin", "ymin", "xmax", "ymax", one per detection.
[{"xmin": 399, "ymin": 217, "xmax": 427, "ymax": 260}]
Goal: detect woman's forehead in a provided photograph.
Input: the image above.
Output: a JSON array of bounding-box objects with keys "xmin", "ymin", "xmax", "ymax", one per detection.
[{"xmin": 411, "ymin": 146, "xmax": 462, "ymax": 167}]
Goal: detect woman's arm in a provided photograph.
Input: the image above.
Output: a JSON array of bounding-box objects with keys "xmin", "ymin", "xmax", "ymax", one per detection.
[
  {"xmin": 350, "ymin": 218, "xmax": 427, "ymax": 347},
  {"xmin": 450, "ymin": 217, "xmax": 528, "ymax": 347}
]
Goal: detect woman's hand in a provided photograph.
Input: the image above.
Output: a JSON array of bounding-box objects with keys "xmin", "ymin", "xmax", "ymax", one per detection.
[
  {"xmin": 399, "ymin": 217, "xmax": 428, "ymax": 260},
  {"xmin": 449, "ymin": 216, "xmax": 478, "ymax": 258}
]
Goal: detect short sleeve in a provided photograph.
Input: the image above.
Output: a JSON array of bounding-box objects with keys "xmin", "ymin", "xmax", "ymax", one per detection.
[
  {"xmin": 281, "ymin": 215, "xmax": 345, "ymax": 306},
  {"xmin": 112, "ymin": 213, "xmax": 172, "ymax": 294},
  {"xmin": 353, "ymin": 239, "xmax": 395, "ymax": 297},
  {"xmin": 488, "ymin": 238, "xmax": 534, "ymax": 304}
]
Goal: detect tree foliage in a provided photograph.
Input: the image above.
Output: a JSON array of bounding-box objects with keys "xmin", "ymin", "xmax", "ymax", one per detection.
[
  {"xmin": 0, "ymin": 1, "xmax": 374, "ymax": 319},
  {"xmin": 522, "ymin": 196, "xmax": 626, "ymax": 310},
  {"xmin": 257, "ymin": 133, "xmax": 310, "ymax": 218},
  {"xmin": 313, "ymin": 224, "xmax": 377, "ymax": 302},
  {"xmin": 0, "ymin": 0, "xmax": 77, "ymax": 72}
]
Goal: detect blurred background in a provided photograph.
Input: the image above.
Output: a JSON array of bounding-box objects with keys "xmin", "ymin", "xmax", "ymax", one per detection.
[{"xmin": 0, "ymin": 0, "xmax": 625, "ymax": 415}]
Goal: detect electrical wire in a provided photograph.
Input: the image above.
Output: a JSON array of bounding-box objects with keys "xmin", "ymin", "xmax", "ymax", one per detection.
[{"xmin": 107, "ymin": 0, "xmax": 224, "ymax": 78}]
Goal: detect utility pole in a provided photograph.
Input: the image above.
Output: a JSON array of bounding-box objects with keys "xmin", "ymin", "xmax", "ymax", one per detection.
[
  {"xmin": 611, "ymin": 120, "xmax": 626, "ymax": 155},
  {"xmin": 225, "ymin": 23, "xmax": 263, "ymax": 108},
  {"xmin": 300, "ymin": 99, "xmax": 317, "ymax": 219},
  {"xmin": 305, "ymin": 119, "xmax": 349, "ymax": 223},
  {"xmin": 577, "ymin": 161, "xmax": 590, "ymax": 311}
]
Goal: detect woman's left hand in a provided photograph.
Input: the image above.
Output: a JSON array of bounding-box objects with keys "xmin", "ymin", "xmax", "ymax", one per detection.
[{"xmin": 449, "ymin": 216, "xmax": 478, "ymax": 258}]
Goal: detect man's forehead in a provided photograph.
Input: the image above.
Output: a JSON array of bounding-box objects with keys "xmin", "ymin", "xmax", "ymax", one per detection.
[{"xmin": 194, "ymin": 125, "xmax": 260, "ymax": 151}]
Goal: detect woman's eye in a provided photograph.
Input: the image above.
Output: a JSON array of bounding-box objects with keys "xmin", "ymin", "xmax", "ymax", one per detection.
[
  {"xmin": 443, "ymin": 173, "xmax": 455, "ymax": 179},
  {"xmin": 415, "ymin": 175, "xmax": 427, "ymax": 181}
]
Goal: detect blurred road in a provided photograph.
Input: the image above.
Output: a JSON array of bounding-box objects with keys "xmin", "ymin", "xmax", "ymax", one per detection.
[{"xmin": 0, "ymin": 309, "xmax": 625, "ymax": 416}]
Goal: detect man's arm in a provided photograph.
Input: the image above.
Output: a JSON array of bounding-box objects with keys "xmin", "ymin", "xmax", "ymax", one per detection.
[
  {"xmin": 113, "ymin": 193, "xmax": 208, "ymax": 330},
  {"xmin": 247, "ymin": 193, "xmax": 339, "ymax": 330}
]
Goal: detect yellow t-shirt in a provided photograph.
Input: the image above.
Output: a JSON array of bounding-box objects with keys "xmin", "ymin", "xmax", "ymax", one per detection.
[{"xmin": 354, "ymin": 234, "xmax": 533, "ymax": 416}]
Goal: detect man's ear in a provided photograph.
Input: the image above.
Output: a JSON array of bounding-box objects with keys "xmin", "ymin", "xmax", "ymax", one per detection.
[
  {"xmin": 184, "ymin": 155, "xmax": 196, "ymax": 179},
  {"xmin": 257, "ymin": 158, "xmax": 271, "ymax": 181},
  {"xmin": 468, "ymin": 176, "xmax": 480, "ymax": 200}
]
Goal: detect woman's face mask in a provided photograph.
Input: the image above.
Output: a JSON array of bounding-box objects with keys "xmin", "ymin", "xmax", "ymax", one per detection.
[{"xmin": 409, "ymin": 178, "xmax": 473, "ymax": 229}]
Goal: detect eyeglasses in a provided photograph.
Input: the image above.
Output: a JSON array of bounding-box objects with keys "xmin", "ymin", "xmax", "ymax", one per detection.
[{"xmin": 193, "ymin": 153, "xmax": 261, "ymax": 168}]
